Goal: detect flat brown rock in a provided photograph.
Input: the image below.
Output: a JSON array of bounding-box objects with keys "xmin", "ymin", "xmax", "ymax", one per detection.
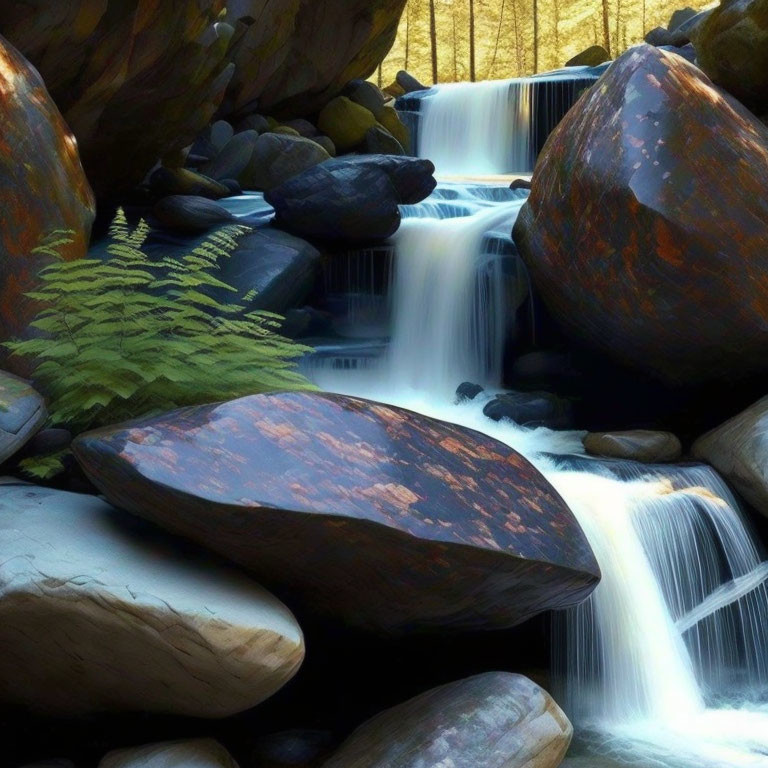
[
  {"xmin": 73, "ymin": 391, "xmax": 599, "ymax": 634},
  {"xmin": 583, "ymin": 430, "xmax": 682, "ymax": 463}
]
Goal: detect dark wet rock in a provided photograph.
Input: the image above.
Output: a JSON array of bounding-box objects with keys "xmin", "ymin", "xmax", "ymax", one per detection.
[
  {"xmin": 510, "ymin": 178, "xmax": 533, "ymax": 191},
  {"xmin": 693, "ymin": 396, "xmax": 768, "ymax": 518},
  {"xmin": 73, "ymin": 391, "xmax": 599, "ymax": 634},
  {"xmin": 153, "ymin": 196, "xmax": 235, "ymax": 233},
  {"xmin": 312, "ymin": 136, "xmax": 337, "ymax": 157},
  {"xmin": 220, "ymin": 178, "xmax": 243, "ymax": 196},
  {"xmin": 455, "ymin": 382, "xmax": 485, "ymax": 403},
  {"xmin": 21, "ymin": 428, "xmax": 72, "ymax": 458},
  {"xmin": 265, "ymin": 156, "xmax": 436, "ymax": 242},
  {"xmin": 251, "ymin": 730, "xmax": 334, "ymax": 768},
  {"xmin": 513, "ymin": 45, "xmax": 768, "ymax": 386},
  {"xmin": 376, "ymin": 105, "xmax": 411, "ymax": 151},
  {"xmin": 669, "ymin": 7, "xmax": 699, "ymax": 31},
  {"xmin": 584, "ymin": 430, "xmax": 682, "ymax": 463},
  {"xmin": 318, "ymin": 97, "xmax": 377, "ymax": 152},
  {"xmin": 364, "ymin": 125, "xmax": 405, "ymax": 155},
  {"xmin": 236, "ymin": 114, "xmax": 270, "ymax": 135},
  {"xmin": 694, "ymin": 0, "xmax": 768, "ymax": 113},
  {"xmin": 566, "ymin": 45, "xmax": 611, "ymax": 67},
  {"xmin": 322, "ymin": 673, "xmax": 572, "ymax": 768},
  {"xmin": 244, "ymin": 134, "xmax": 331, "ymax": 192},
  {"xmin": 283, "ymin": 119, "xmax": 319, "ymax": 138},
  {"xmin": 99, "ymin": 740, "xmax": 238, "ymax": 768},
  {"xmin": 397, "ymin": 70, "xmax": 428, "ymax": 94},
  {"xmin": 200, "ymin": 130, "xmax": 259, "ymax": 183},
  {"xmin": 483, "ymin": 391, "xmax": 573, "ymax": 429},
  {"xmin": 0, "ymin": 34, "xmax": 95, "ymax": 354},
  {"xmin": 645, "ymin": 26, "xmax": 675, "ymax": 46},
  {"xmin": 149, "ymin": 167, "xmax": 231, "ymax": 200},
  {"xmin": 218, "ymin": 228, "xmax": 321, "ymax": 314},
  {"xmin": 659, "ymin": 42, "xmax": 698, "ymax": 62},
  {"xmin": 0, "ymin": 485, "xmax": 304, "ymax": 716},
  {"xmin": 210, "ymin": 120, "xmax": 235, "ymax": 152},
  {"xmin": 0, "ymin": 372, "xmax": 46, "ymax": 463},
  {"xmin": 345, "ymin": 79, "xmax": 388, "ymax": 116}
]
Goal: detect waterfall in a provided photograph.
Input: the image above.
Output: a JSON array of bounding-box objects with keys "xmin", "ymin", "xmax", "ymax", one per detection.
[
  {"xmin": 305, "ymin": 134, "xmax": 768, "ymax": 766},
  {"xmin": 418, "ymin": 79, "xmax": 533, "ymax": 175}
]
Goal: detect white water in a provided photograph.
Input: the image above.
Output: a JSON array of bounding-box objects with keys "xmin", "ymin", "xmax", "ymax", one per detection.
[
  {"xmin": 307, "ymin": 178, "xmax": 768, "ymax": 765},
  {"xmin": 418, "ymin": 79, "xmax": 533, "ymax": 175}
]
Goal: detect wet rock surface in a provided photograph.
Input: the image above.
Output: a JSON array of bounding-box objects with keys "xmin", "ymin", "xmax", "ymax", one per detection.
[
  {"xmin": 514, "ymin": 45, "xmax": 768, "ymax": 386},
  {"xmin": 584, "ymin": 430, "xmax": 683, "ymax": 463},
  {"xmin": 73, "ymin": 391, "xmax": 599, "ymax": 634},
  {"xmin": 0, "ymin": 372, "xmax": 47, "ymax": 464},
  {"xmin": 98, "ymin": 739, "xmax": 239, "ymax": 768}
]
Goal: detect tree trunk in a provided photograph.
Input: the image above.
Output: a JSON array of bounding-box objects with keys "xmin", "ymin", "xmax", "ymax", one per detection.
[
  {"xmin": 429, "ymin": 0, "xmax": 438, "ymax": 83},
  {"xmin": 404, "ymin": 2, "xmax": 410, "ymax": 71},
  {"xmin": 452, "ymin": 11, "xmax": 458, "ymax": 81},
  {"xmin": 602, "ymin": 0, "xmax": 612, "ymax": 56},
  {"xmin": 533, "ymin": 0, "xmax": 539, "ymax": 72},
  {"xmin": 469, "ymin": 0, "xmax": 476, "ymax": 82},
  {"xmin": 488, "ymin": 0, "xmax": 507, "ymax": 78}
]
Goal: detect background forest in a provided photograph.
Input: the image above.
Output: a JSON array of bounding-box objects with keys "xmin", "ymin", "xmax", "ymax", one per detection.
[{"xmin": 378, "ymin": 0, "xmax": 711, "ymax": 83}]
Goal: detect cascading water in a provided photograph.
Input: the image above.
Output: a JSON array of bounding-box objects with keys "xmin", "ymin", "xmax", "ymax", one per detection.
[
  {"xmin": 306, "ymin": 97, "xmax": 768, "ymax": 766},
  {"xmin": 418, "ymin": 79, "xmax": 533, "ymax": 175}
]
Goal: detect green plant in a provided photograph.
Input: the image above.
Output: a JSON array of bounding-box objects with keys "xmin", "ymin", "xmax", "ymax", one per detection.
[{"xmin": 6, "ymin": 211, "xmax": 314, "ymax": 473}]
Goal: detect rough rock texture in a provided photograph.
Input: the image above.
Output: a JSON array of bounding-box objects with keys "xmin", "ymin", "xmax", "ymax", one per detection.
[
  {"xmin": 0, "ymin": 484, "xmax": 304, "ymax": 716},
  {"xmin": 693, "ymin": 0, "xmax": 768, "ymax": 113},
  {"xmin": 0, "ymin": 372, "xmax": 46, "ymax": 463},
  {"xmin": 223, "ymin": 0, "xmax": 408, "ymax": 118},
  {"xmin": 0, "ymin": 2, "xmax": 234, "ymax": 198},
  {"xmin": 0, "ymin": 34, "xmax": 95, "ymax": 350},
  {"xmin": 317, "ymin": 97, "xmax": 377, "ymax": 151},
  {"xmin": 693, "ymin": 396, "xmax": 768, "ymax": 518},
  {"xmin": 72, "ymin": 391, "xmax": 599, "ymax": 634},
  {"xmin": 513, "ymin": 45, "xmax": 768, "ymax": 385},
  {"xmin": 99, "ymin": 739, "xmax": 239, "ymax": 768},
  {"xmin": 584, "ymin": 430, "xmax": 682, "ymax": 463},
  {"xmin": 265, "ymin": 156, "xmax": 436, "ymax": 242},
  {"xmin": 244, "ymin": 133, "xmax": 331, "ymax": 191},
  {"xmin": 566, "ymin": 45, "xmax": 611, "ymax": 66},
  {"xmin": 322, "ymin": 673, "xmax": 572, "ymax": 768}
]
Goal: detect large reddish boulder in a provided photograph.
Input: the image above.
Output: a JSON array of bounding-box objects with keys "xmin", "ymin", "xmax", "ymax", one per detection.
[
  {"xmin": 0, "ymin": 34, "xmax": 95, "ymax": 348},
  {"xmin": 513, "ymin": 45, "xmax": 768, "ymax": 385},
  {"xmin": 72, "ymin": 391, "xmax": 599, "ymax": 634}
]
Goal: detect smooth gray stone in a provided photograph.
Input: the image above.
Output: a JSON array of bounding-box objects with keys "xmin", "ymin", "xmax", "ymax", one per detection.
[
  {"xmin": 0, "ymin": 485, "xmax": 304, "ymax": 717},
  {"xmin": 99, "ymin": 739, "xmax": 238, "ymax": 768},
  {"xmin": 0, "ymin": 371, "xmax": 46, "ymax": 464},
  {"xmin": 154, "ymin": 195, "xmax": 235, "ymax": 233}
]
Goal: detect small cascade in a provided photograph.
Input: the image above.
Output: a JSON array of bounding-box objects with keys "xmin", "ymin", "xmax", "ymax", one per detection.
[{"xmin": 401, "ymin": 68, "xmax": 604, "ymax": 175}]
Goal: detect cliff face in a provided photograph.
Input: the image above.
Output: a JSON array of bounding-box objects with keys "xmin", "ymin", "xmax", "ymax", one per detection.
[
  {"xmin": 0, "ymin": 0, "xmax": 407, "ymax": 197},
  {"xmin": 378, "ymin": 0, "xmax": 712, "ymax": 85}
]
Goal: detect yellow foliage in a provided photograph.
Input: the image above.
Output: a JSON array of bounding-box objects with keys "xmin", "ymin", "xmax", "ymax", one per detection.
[{"xmin": 378, "ymin": 0, "xmax": 712, "ymax": 84}]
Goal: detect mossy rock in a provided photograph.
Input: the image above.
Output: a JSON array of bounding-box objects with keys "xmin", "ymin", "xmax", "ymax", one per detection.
[
  {"xmin": 376, "ymin": 105, "xmax": 410, "ymax": 152},
  {"xmin": 565, "ymin": 45, "xmax": 610, "ymax": 67},
  {"xmin": 317, "ymin": 96, "xmax": 377, "ymax": 152}
]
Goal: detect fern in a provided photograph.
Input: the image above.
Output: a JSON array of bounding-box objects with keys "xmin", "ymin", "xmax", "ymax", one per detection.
[{"xmin": 6, "ymin": 210, "xmax": 315, "ymax": 438}]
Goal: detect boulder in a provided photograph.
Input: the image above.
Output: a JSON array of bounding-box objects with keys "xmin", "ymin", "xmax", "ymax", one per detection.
[
  {"xmin": 364, "ymin": 126, "xmax": 405, "ymax": 155},
  {"xmin": 322, "ymin": 673, "xmax": 572, "ymax": 768},
  {"xmin": 283, "ymin": 119, "xmax": 319, "ymax": 138},
  {"xmin": 644, "ymin": 26, "xmax": 675, "ymax": 46},
  {"xmin": 244, "ymin": 134, "xmax": 331, "ymax": 192},
  {"xmin": 396, "ymin": 70, "xmax": 428, "ymax": 93},
  {"xmin": 223, "ymin": 0, "xmax": 408, "ymax": 117},
  {"xmin": 271, "ymin": 126, "xmax": 301, "ymax": 137},
  {"xmin": 153, "ymin": 196, "xmax": 235, "ymax": 233},
  {"xmin": 693, "ymin": 396, "xmax": 768, "ymax": 518},
  {"xmin": 584, "ymin": 430, "xmax": 682, "ymax": 463},
  {"xmin": 312, "ymin": 136, "xmax": 337, "ymax": 157},
  {"xmin": 72, "ymin": 391, "xmax": 599, "ymax": 634},
  {"xmin": 200, "ymin": 130, "xmax": 259, "ymax": 183},
  {"xmin": 483, "ymin": 391, "xmax": 574, "ymax": 429},
  {"xmin": 513, "ymin": 45, "xmax": 768, "ymax": 385},
  {"xmin": 0, "ymin": 372, "xmax": 46, "ymax": 463},
  {"xmin": 455, "ymin": 382, "xmax": 485, "ymax": 403},
  {"xmin": 317, "ymin": 97, "xmax": 377, "ymax": 152},
  {"xmin": 265, "ymin": 156, "xmax": 436, "ymax": 242},
  {"xmin": 668, "ymin": 7, "xmax": 699, "ymax": 31},
  {"xmin": 565, "ymin": 45, "xmax": 611, "ymax": 67},
  {"xmin": 0, "ymin": 484, "xmax": 304, "ymax": 716},
  {"xmin": 99, "ymin": 740, "xmax": 238, "ymax": 768},
  {"xmin": 693, "ymin": 0, "xmax": 768, "ymax": 113},
  {"xmin": 149, "ymin": 168, "xmax": 231, "ymax": 200},
  {"xmin": 0, "ymin": 34, "xmax": 95, "ymax": 350},
  {"xmin": 0, "ymin": 3, "xmax": 235, "ymax": 198},
  {"xmin": 210, "ymin": 120, "xmax": 235, "ymax": 152}
]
